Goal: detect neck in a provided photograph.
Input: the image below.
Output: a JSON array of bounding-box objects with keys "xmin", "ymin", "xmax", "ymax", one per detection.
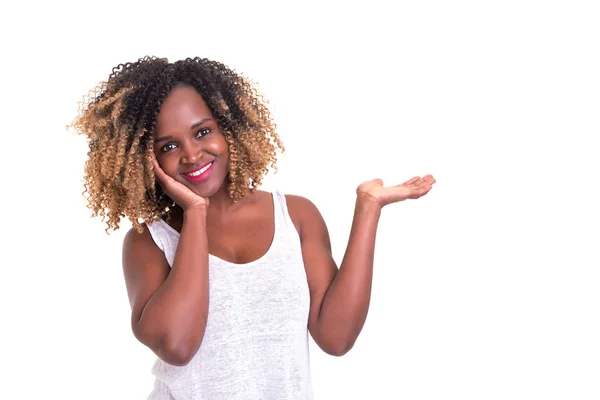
[{"xmin": 206, "ymin": 184, "xmax": 248, "ymax": 214}]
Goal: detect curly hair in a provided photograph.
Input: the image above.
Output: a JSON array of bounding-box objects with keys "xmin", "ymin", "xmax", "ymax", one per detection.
[{"xmin": 70, "ymin": 56, "xmax": 284, "ymax": 233}]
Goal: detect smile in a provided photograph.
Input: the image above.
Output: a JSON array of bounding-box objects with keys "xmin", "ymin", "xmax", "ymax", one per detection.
[
  {"xmin": 182, "ymin": 162, "xmax": 214, "ymax": 183},
  {"xmin": 186, "ymin": 162, "xmax": 212, "ymax": 176}
]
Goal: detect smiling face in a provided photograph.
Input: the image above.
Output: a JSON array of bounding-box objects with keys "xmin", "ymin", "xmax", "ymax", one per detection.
[{"xmin": 154, "ymin": 84, "xmax": 230, "ymax": 199}]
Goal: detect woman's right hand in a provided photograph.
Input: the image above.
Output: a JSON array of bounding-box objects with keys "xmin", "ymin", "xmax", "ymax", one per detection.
[{"xmin": 152, "ymin": 156, "xmax": 209, "ymax": 211}]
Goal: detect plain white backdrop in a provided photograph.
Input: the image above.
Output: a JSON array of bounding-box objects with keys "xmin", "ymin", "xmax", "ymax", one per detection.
[{"xmin": 1, "ymin": 0, "xmax": 599, "ymax": 399}]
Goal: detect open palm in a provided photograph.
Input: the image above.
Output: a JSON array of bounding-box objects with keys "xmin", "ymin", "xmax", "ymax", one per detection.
[{"xmin": 357, "ymin": 175, "xmax": 436, "ymax": 207}]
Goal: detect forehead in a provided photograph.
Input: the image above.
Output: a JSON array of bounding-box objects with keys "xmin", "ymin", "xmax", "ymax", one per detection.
[{"xmin": 156, "ymin": 85, "xmax": 213, "ymax": 132}]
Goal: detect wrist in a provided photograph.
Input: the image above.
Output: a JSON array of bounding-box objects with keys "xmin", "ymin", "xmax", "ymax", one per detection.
[
  {"xmin": 356, "ymin": 193, "xmax": 382, "ymax": 214},
  {"xmin": 183, "ymin": 205, "xmax": 208, "ymax": 220}
]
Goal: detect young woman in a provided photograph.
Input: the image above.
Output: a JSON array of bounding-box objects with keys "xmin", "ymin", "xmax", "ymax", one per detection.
[{"xmin": 72, "ymin": 56, "xmax": 436, "ymax": 399}]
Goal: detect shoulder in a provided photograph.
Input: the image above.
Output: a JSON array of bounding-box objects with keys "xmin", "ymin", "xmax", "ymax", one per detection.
[
  {"xmin": 122, "ymin": 223, "xmax": 159, "ymax": 253},
  {"xmin": 284, "ymin": 193, "xmax": 318, "ymax": 214},
  {"xmin": 281, "ymin": 193, "xmax": 326, "ymax": 239},
  {"xmin": 122, "ymin": 223, "xmax": 169, "ymax": 280}
]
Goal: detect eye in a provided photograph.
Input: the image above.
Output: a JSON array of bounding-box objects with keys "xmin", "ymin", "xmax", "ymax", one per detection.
[
  {"xmin": 196, "ymin": 127, "xmax": 211, "ymax": 138},
  {"xmin": 161, "ymin": 143, "xmax": 178, "ymax": 152}
]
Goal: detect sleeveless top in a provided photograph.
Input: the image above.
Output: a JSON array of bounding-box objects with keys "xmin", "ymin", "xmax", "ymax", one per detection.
[{"xmin": 145, "ymin": 191, "xmax": 313, "ymax": 400}]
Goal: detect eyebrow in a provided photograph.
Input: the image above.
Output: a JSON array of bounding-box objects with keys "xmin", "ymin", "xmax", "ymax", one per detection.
[{"xmin": 155, "ymin": 118, "xmax": 213, "ymax": 144}]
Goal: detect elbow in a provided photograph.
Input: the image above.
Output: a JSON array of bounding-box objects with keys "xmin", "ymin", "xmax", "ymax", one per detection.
[
  {"xmin": 133, "ymin": 323, "xmax": 200, "ymax": 366},
  {"xmin": 326, "ymin": 343, "xmax": 354, "ymax": 357},
  {"xmin": 319, "ymin": 338, "xmax": 355, "ymax": 357},
  {"xmin": 157, "ymin": 339, "xmax": 198, "ymax": 366},
  {"xmin": 312, "ymin": 323, "xmax": 358, "ymax": 357}
]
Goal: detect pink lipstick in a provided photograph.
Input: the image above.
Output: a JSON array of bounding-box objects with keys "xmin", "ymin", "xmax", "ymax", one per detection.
[{"xmin": 181, "ymin": 161, "xmax": 214, "ymax": 183}]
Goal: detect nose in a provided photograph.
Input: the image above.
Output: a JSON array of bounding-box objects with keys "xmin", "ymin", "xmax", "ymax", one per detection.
[{"xmin": 181, "ymin": 142, "xmax": 203, "ymax": 165}]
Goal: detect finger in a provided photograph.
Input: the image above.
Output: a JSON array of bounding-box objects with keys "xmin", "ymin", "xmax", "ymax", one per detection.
[
  {"xmin": 402, "ymin": 176, "xmax": 421, "ymax": 186},
  {"xmin": 151, "ymin": 154, "xmax": 161, "ymax": 168},
  {"xmin": 401, "ymin": 180, "xmax": 427, "ymax": 198},
  {"xmin": 395, "ymin": 180, "xmax": 421, "ymax": 190},
  {"xmin": 151, "ymin": 156, "xmax": 169, "ymax": 182},
  {"xmin": 422, "ymin": 174, "xmax": 436, "ymax": 185}
]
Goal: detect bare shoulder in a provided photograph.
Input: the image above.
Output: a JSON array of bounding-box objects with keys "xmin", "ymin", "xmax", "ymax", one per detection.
[
  {"xmin": 282, "ymin": 194, "xmax": 326, "ymax": 239},
  {"xmin": 122, "ymin": 223, "xmax": 169, "ymax": 266},
  {"xmin": 122, "ymin": 224, "xmax": 171, "ymax": 314},
  {"xmin": 122, "ymin": 224, "xmax": 157, "ymax": 254},
  {"xmin": 285, "ymin": 194, "xmax": 319, "ymax": 215}
]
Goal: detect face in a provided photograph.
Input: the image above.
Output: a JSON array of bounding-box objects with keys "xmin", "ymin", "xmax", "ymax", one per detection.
[{"xmin": 154, "ymin": 85, "xmax": 230, "ymax": 198}]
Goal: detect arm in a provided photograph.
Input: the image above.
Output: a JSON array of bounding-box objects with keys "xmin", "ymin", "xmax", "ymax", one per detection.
[
  {"xmin": 288, "ymin": 175, "xmax": 435, "ymax": 356},
  {"xmin": 288, "ymin": 195, "xmax": 380, "ymax": 356},
  {"xmin": 122, "ymin": 207, "xmax": 209, "ymax": 366}
]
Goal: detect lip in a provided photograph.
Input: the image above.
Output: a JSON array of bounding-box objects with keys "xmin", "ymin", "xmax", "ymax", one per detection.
[{"xmin": 181, "ymin": 161, "xmax": 214, "ymax": 183}]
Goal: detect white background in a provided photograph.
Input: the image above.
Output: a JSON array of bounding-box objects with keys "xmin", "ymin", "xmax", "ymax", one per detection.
[{"xmin": 1, "ymin": 0, "xmax": 599, "ymax": 399}]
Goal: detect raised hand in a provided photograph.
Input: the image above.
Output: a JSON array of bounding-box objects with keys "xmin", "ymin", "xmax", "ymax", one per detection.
[
  {"xmin": 152, "ymin": 156, "xmax": 209, "ymax": 211},
  {"xmin": 356, "ymin": 175, "xmax": 436, "ymax": 208}
]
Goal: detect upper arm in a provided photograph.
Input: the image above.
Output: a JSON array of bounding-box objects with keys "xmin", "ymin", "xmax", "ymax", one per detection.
[
  {"xmin": 122, "ymin": 226, "xmax": 171, "ymax": 340},
  {"xmin": 286, "ymin": 195, "xmax": 338, "ymax": 332}
]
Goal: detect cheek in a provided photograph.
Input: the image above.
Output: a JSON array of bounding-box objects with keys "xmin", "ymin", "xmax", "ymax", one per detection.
[
  {"xmin": 156, "ymin": 153, "xmax": 179, "ymax": 176},
  {"xmin": 207, "ymin": 135, "xmax": 230, "ymax": 157}
]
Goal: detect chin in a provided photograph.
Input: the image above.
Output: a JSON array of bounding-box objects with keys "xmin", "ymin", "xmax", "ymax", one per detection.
[{"xmin": 191, "ymin": 180, "xmax": 227, "ymax": 199}]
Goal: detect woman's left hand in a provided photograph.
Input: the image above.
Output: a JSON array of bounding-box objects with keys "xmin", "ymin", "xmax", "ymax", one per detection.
[{"xmin": 356, "ymin": 175, "xmax": 436, "ymax": 208}]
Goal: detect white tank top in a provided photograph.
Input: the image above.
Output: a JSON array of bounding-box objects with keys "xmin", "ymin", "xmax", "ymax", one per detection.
[{"xmin": 145, "ymin": 191, "xmax": 313, "ymax": 400}]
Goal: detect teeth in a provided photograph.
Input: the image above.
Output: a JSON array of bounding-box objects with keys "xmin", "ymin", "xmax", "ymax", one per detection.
[{"xmin": 188, "ymin": 163, "xmax": 212, "ymax": 177}]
